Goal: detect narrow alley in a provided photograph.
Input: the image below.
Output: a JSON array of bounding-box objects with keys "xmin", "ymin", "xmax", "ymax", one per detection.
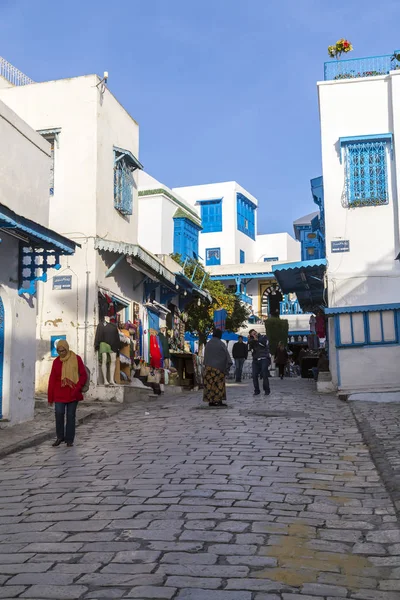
[{"xmin": 0, "ymin": 380, "xmax": 399, "ymax": 600}]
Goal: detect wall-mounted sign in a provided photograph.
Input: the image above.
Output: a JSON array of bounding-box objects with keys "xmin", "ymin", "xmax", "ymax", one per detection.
[
  {"xmin": 53, "ymin": 275, "xmax": 72, "ymax": 290},
  {"xmin": 50, "ymin": 335, "xmax": 66, "ymax": 357},
  {"xmin": 331, "ymin": 240, "xmax": 350, "ymax": 253}
]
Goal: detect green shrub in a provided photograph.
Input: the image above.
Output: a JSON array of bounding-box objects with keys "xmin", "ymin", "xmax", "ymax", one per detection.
[{"xmin": 265, "ymin": 317, "xmax": 289, "ymax": 355}]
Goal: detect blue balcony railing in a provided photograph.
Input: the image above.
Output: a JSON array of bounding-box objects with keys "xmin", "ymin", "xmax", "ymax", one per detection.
[
  {"xmin": 237, "ymin": 292, "xmax": 253, "ymax": 306},
  {"xmin": 324, "ymin": 52, "xmax": 400, "ymax": 81}
]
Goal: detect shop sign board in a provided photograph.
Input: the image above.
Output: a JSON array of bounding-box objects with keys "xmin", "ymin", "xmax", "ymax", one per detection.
[
  {"xmin": 331, "ymin": 240, "xmax": 350, "ymax": 253},
  {"xmin": 53, "ymin": 275, "xmax": 72, "ymax": 290}
]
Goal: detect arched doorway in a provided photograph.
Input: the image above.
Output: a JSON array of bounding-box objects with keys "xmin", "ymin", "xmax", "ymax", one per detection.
[
  {"xmin": 261, "ymin": 282, "xmax": 282, "ymax": 318},
  {"xmin": 0, "ymin": 297, "xmax": 4, "ymax": 419}
]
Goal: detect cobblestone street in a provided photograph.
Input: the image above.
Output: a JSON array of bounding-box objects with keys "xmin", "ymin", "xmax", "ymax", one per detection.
[{"xmin": 1, "ymin": 379, "xmax": 400, "ymax": 600}]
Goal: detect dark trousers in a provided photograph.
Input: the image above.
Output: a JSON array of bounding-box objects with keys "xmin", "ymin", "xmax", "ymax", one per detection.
[
  {"xmin": 278, "ymin": 364, "xmax": 285, "ymax": 378},
  {"xmin": 252, "ymin": 359, "xmax": 270, "ymax": 394},
  {"xmin": 55, "ymin": 401, "xmax": 78, "ymax": 443},
  {"xmin": 235, "ymin": 358, "xmax": 245, "ymax": 382}
]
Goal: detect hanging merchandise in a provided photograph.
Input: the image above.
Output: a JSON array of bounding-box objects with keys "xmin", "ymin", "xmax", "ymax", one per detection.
[
  {"xmin": 316, "ymin": 311, "xmax": 326, "ymax": 339},
  {"xmin": 214, "ymin": 309, "xmax": 227, "ymax": 331},
  {"xmin": 150, "ymin": 332, "xmax": 162, "ymax": 368}
]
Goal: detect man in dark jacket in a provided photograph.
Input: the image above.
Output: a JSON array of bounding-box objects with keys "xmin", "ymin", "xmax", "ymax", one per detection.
[
  {"xmin": 248, "ymin": 329, "xmax": 271, "ymax": 396},
  {"xmin": 232, "ymin": 336, "xmax": 248, "ymax": 383}
]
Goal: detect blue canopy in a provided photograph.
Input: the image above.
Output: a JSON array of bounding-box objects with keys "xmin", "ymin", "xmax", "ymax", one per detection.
[{"xmin": 272, "ymin": 259, "xmax": 327, "ymax": 312}]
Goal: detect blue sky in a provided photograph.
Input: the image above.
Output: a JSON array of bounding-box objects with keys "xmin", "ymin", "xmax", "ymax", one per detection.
[{"xmin": 1, "ymin": 0, "xmax": 400, "ymax": 235}]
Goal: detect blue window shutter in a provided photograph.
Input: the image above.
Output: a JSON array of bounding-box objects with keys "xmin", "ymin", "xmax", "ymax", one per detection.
[
  {"xmin": 240, "ymin": 250, "xmax": 245, "ymax": 264},
  {"xmin": 200, "ymin": 200, "xmax": 222, "ymax": 233},
  {"xmin": 174, "ymin": 218, "xmax": 199, "ymax": 260},
  {"xmin": 206, "ymin": 248, "xmax": 221, "ymax": 266}
]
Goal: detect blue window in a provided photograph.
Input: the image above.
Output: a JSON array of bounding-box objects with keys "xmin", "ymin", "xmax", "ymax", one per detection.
[
  {"xmin": 237, "ymin": 193, "xmax": 256, "ymax": 239},
  {"xmin": 240, "ymin": 250, "xmax": 245, "ymax": 264},
  {"xmin": 340, "ymin": 135, "xmax": 392, "ymax": 207},
  {"xmin": 173, "ymin": 218, "xmax": 200, "ymax": 260},
  {"xmin": 264, "ymin": 257, "xmax": 279, "ymax": 262},
  {"xmin": 114, "ymin": 147, "xmax": 143, "ymax": 216},
  {"xmin": 206, "ymin": 248, "xmax": 221, "ymax": 266},
  {"xmin": 335, "ymin": 309, "xmax": 398, "ymax": 347},
  {"xmin": 200, "ymin": 200, "xmax": 222, "ymax": 233}
]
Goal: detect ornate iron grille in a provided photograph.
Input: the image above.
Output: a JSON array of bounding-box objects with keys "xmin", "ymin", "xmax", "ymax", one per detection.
[
  {"xmin": 18, "ymin": 246, "xmax": 62, "ymax": 296},
  {"xmin": 344, "ymin": 141, "xmax": 388, "ymax": 207},
  {"xmin": 114, "ymin": 157, "xmax": 134, "ymax": 216}
]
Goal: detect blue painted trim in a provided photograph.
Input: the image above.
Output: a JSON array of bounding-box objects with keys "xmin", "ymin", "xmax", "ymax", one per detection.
[
  {"xmin": 240, "ymin": 250, "xmax": 245, "ymax": 264},
  {"xmin": 325, "ymin": 302, "xmax": 400, "ymax": 315},
  {"xmin": 205, "ymin": 247, "xmax": 221, "ymax": 266},
  {"xmin": 195, "ymin": 198, "xmax": 223, "ymax": 205},
  {"xmin": 272, "ymin": 258, "xmax": 327, "ymax": 273},
  {"xmin": 113, "ymin": 146, "xmax": 143, "ymax": 170},
  {"xmin": 288, "ymin": 330, "xmax": 309, "ymax": 336},
  {"xmin": 350, "ymin": 313, "xmax": 354, "ymax": 344},
  {"xmin": 0, "ymin": 203, "xmax": 77, "ymax": 254},
  {"xmin": 210, "ymin": 273, "xmax": 275, "ymax": 281},
  {"xmin": 339, "ymin": 133, "xmax": 393, "ymax": 162}
]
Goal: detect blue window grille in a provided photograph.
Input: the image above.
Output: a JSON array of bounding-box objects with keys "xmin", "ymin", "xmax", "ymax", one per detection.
[
  {"xmin": 206, "ymin": 248, "xmax": 221, "ymax": 266},
  {"xmin": 173, "ymin": 218, "xmax": 200, "ymax": 260},
  {"xmin": 335, "ymin": 309, "xmax": 398, "ymax": 347},
  {"xmin": 340, "ymin": 136, "xmax": 392, "ymax": 207},
  {"xmin": 200, "ymin": 200, "xmax": 222, "ymax": 233},
  {"xmin": 237, "ymin": 193, "xmax": 256, "ymax": 239},
  {"xmin": 113, "ymin": 147, "xmax": 143, "ymax": 216},
  {"xmin": 240, "ymin": 250, "xmax": 245, "ymax": 264}
]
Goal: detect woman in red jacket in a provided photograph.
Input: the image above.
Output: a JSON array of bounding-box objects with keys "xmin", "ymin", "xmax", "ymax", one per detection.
[{"xmin": 48, "ymin": 340, "xmax": 87, "ymax": 447}]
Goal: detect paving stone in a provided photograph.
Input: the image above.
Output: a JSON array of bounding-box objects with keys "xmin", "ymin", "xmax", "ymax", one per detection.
[
  {"xmin": 302, "ymin": 582, "xmax": 348, "ymax": 596},
  {"xmin": 84, "ymin": 590, "xmax": 126, "ymax": 599},
  {"xmin": 126, "ymin": 587, "xmax": 177, "ymax": 599},
  {"xmin": 175, "ymin": 591, "xmax": 252, "ymax": 600},
  {"xmin": 20, "ymin": 584, "xmax": 88, "ymax": 598},
  {"xmin": 165, "ymin": 576, "xmax": 222, "ymax": 588},
  {"xmin": 161, "ymin": 552, "xmax": 217, "ymax": 565},
  {"xmin": 6, "ymin": 572, "xmax": 76, "ymax": 585},
  {"xmin": 207, "ymin": 543, "xmax": 256, "ymax": 555},
  {"xmin": 0, "ymin": 587, "xmax": 27, "ymax": 598},
  {"xmin": 0, "ymin": 562, "xmax": 54, "ymax": 573}
]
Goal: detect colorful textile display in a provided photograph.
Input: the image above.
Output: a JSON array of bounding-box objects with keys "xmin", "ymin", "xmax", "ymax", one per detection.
[{"xmin": 213, "ymin": 309, "xmax": 227, "ymax": 332}]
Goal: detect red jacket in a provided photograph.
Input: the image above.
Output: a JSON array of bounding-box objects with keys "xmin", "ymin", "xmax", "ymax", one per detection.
[{"xmin": 48, "ymin": 356, "xmax": 86, "ymax": 403}]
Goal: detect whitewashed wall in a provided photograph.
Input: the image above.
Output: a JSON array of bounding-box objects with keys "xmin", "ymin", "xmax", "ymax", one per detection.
[
  {"xmin": 318, "ymin": 73, "xmax": 400, "ymax": 307},
  {"xmin": 256, "ymin": 233, "xmax": 300, "ymax": 263},
  {"xmin": 0, "ymin": 98, "xmax": 50, "ymax": 226},
  {"xmin": 0, "ymin": 99, "xmax": 51, "ymax": 423},
  {"xmin": 0, "ymin": 76, "xmax": 143, "ymax": 395},
  {"xmin": 318, "ymin": 70, "xmax": 400, "ymax": 392}
]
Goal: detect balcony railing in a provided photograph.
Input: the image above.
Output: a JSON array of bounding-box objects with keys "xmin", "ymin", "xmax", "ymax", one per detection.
[
  {"xmin": 0, "ymin": 57, "xmax": 34, "ymax": 86},
  {"xmin": 324, "ymin": 52, "xmax": 400, "ymax": 81},
  {"xmin": 237, "ymin": 292, "xmax": 253, "ymax": 306}
]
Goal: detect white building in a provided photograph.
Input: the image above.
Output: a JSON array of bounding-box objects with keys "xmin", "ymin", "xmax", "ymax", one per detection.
[
  {"xmin": 138, "ymin": 172, "xmax": 202, "ymax": 258},
  {"xmin": 316, "ymin": 51, "xmax": 400, "ymax": 393},
  {"xmin": 0, "ymin": 62, "xmax": 77, "ymax": 424},
  {"xmin": 0, "ymin": 67, "xmax": 180, "ymax": 402}
]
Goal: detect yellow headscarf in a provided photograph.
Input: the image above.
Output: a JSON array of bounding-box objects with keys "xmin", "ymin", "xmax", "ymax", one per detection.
[{"xmin": 57, "ymin": 340, "xmax": 79, "ymax": 388}]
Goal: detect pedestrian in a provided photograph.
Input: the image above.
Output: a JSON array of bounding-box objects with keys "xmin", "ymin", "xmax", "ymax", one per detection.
[
  {"xmin": 248, "ymin": 329, "xmax": 271, "ymax": 397},
  {"xmin": 203, "ymin": 329, "xmax": 233, "ymax": 407},
  {"xmin": 275, "ymin": 341, "xmax": 289, "ymax": 380},
  {"xmin": 232, "ymin": 335, "xmax": 248, "ymax": 383},
  {"xmin": 48, "ymin": 340, "xmax": 87, "ymax": 447}
]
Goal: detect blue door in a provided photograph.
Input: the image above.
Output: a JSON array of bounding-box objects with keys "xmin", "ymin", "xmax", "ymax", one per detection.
[{"xmin": 0, "ymin": 298, "xmax": 4, "ymax": 419}]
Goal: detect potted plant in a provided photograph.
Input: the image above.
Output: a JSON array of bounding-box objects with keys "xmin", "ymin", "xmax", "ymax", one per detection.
[{"xmin": 328, "ymin": 38, "xmax": 353, "ymax": 59}]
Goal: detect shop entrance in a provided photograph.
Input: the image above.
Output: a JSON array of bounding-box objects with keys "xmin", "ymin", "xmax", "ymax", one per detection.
[
  {"xmin": 261, "ymin": 284, "xmax": 283, "ymax": 318},
  {"xmin": 0, "ymin": 297, "xmax": 4, "ymax": 419}
]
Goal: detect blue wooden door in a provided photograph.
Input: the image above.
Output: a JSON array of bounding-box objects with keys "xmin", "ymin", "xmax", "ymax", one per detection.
[{"xmin": 0, "ymin": 298, "xmax": 4, "ymax": 419}]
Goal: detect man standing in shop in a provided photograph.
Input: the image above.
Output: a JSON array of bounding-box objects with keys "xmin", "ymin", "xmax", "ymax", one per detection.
[
  {"xmin": 232, "ymin": 335, "xmax": 248, "ymax": 383},
  {"xmin": 248, "ymin": 329, "xmax": 271, "ymax": 396}
]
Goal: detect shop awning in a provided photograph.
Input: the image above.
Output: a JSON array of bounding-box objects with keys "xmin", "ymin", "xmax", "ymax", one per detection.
[
  {"xmin": 175, "ymin": 272, "xmax": 212, "ymax": 303},
  {"xmin": 272, "ymin": 259, "xmax": 327, "ymax": 312},
  {"xmin": 95, "ymin": 238, "xmax": 176, "ymax": 286},
  {"xmin": 324, "ymin": 302, "xmax": 400, "ymax": 316},
  {"xmin": 0, "ymin": 203, "xmax": 77, "ymax": 254}
]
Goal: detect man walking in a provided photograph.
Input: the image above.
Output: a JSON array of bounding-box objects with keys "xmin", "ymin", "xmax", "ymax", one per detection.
[
  {"xmin": 248, "ymin": 329, "xmax": 271, "ymax": 396},
  {"xmin": 232, "ymin": 335, "xmax": 248, "ymax": 383}
]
